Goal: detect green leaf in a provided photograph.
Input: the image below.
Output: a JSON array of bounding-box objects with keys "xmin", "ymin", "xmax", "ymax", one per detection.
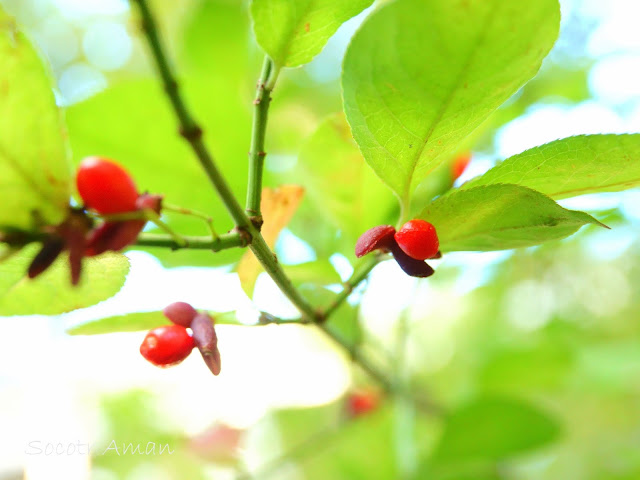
[
  {"xmin": 251, "ymin": 0, "xmax": 373, "ymax": 68},
  {"xmin": 0, "ymin": 9, "xmax": 71, "ymax": 231},
  {"xmin": 67, "ymin": 310, "xmax": 239, "ymax": 335},
  {"xmin": 462, "ymin": 134, "xmax": 640, "ymax": 199},
  {"xmin": 65, "ymin": 77, "xmax": 249, "ymax": 267},
  {"xmin": 0, "ymin": 245, "xmax": 128, "ymax": 315},
  {"xmin": 432, "ymin": 396, "xmax": 561, "ymax": 463},
  {"xmin": 296, "ymin": 113, "xmax": 397, "ymax": 241},
  {"xmin": 342, "ymin": 0, "xmax": 560, "ymax": 206},
  {"xmin": 420, "ymin": 184, "xmax": 603, "ymax": 252}
]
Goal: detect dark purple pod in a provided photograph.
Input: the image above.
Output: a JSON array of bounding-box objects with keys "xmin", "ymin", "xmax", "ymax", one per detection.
[
  {"xmin": 27, "ymin": 238, "xmax": 65, "ymax": 279},
  {"xmin": 191, "ymin": 313, "xmax": 221, "ymax": 376},
  {"xmin": 85, "ymin": 220, "xmax": 146, "ymax": 256},
  {"xmin": 355, "ymin": 225, "xmax": 396, "ymax": 257},
  {"xmin": 391, "ymin": 243, "xmax": 435, "ymax": 278},
  {"xmin": 163, "ymin": 302, "xmax": 198, "ymax": 327}
]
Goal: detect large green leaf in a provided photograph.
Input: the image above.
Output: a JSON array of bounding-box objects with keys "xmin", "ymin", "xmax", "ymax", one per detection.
[
  {"xmin": 431, "ymin": 396, "xmax": 561, "ymax": 463},
  {"xmin": 462, "ymin": 134, "xmax": 640, "ymax": 199},
  {"xmin": 0, "ymin": 9, "xmax": 71, "ymax": 231},
  {"xmin": 67, "ymin": 310, "xmax": 239, "ymax": 335},
  {"xmin": 251, "ymin": 0, "xmax": 373, "ymax": 68},
  {"xmin": 342, "ymin": 0, "xmax": 560, "ymax": 207},
  {"xmin": 296, "ymin": 113, "xmax": 397, "ymax": 241},
  {"xmin": 65, "ymin": 77, "xmax": 249, "ymax": 267},
  {"xmin": 0, "ymin": 245, "xmax": 128, "ymax": 315},
  {"xmin": 420, "ymin": 184, "xmax": 603, "ymax": 252}
]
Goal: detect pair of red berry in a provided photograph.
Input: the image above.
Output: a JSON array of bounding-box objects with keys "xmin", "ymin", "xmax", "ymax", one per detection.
[
  {"xmin": 27, "ymin": 157, "xmax": 160, "ymax": 285},
  {"xmin": 355, "ymin": 219, "xmax": 440, "ymax": 277},
  {"xmin": 140, "ymin": 302, "xmax": 222, "ymax": 375}
]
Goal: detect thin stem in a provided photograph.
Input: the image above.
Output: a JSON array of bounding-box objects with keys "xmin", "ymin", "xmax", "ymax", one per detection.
[
  {"xmin": 133, "ymin": 0, "xmax": 249, "ymax": 230},
  {"xmin": 143, "ymin": 209, "xmax": 187, "ymax": 246},
  {"xmin": 163, "ymin": 203, "xmax": 219, "ymax": 239},
  {"xmin": 135, "ymin": 232, "xmax": 245, "ymax": 251},
  {"xmin": 246, "ymin": 56, "xmax": 276, "ymax": 222},
  {"xmin": 323, "ymin": 254, "xmax": 382, "ymax": 319}
]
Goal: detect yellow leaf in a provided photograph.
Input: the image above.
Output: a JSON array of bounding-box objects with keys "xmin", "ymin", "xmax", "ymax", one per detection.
[{"xmin": 237, "ymin": 185, "xmax": 305, "ymax": 297}]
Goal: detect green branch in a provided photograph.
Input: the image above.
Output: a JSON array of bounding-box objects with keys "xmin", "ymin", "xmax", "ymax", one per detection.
[
  {"xmin": 246, "ymin": 56, "xmax": 276, "ymax": 224},
  {"xmin": 135, "ymin": 232, "xmax": 245, "ymax": 251},
  {"xmin": 322, "ymin": 254, "xmax": 382, "ymax": 319},
  {"xmin": 133, "ymin": 0, "xmax": 249, "ymax": 230}
]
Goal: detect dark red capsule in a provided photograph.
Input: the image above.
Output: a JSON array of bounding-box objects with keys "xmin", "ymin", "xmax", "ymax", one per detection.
[
  {"xmin": 191, "ymin": 312, "xmax": 221, "ymax": 376},
  {"xmin": 355, "ymin": 225, "xmax": 396, "ymax": 258}
]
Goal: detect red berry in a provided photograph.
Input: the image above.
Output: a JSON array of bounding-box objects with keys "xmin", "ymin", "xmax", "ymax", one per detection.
[
  {"xmin": 346, "ymin": 390, "xmax": 380, "ymax": 418},
  {"xmin": 394, "ymin": 219, "xmax": 439, "ymax": 261},
  {"xmin": 355, "ymin": 225, "xmax": 396, "ymax": 257},
  {"xmin": 451, "ymin": 152, "xmax": 472, "ymax": 181},
  {"xmin": 140, "ymin": 325, "xmax": 195, "ymax": 367},
  {"xmin": 163, "ymin": 302, "xmax": 198, "ymax": 327},
  {"xmin": 76, "ymin": 157, "xmax": 139, "ymax": 214}
]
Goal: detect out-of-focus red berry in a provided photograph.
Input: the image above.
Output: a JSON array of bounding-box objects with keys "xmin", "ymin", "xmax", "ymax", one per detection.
[
  {"xmin": 451, "ymin": 152, "xmax": 472, "ymax": 181},
  {"xmin": 346, "ymin": 390, "xmax": 380, "ymax": 418}
]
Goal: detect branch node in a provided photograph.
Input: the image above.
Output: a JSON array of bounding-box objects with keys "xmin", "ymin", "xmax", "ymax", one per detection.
[
  {"xmin": 315, "ymin": 308, "xmax": 327, "ymax": 324},
  {"xmin": 180, "ymin": 125, "xmax": 203, "ymax": 141},
  {"xmin": 248, "ymin": 215, "xmax": 263, "ymax": 231},
  {"xmin": 232, "ymin": 227, "xmax": 252, "ymax": 247}
]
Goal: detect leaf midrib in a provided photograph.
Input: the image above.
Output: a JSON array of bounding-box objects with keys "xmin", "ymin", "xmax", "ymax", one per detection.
[{"xmin": 402, "ymin": 1, "xmax": 501, "ymax": 201}]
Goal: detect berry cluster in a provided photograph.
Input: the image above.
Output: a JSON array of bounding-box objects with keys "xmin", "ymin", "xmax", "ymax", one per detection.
[
  {"xmin": 140, "ymin": 302, "xmax": 222, "ymax": 375},
  {"xmin": 355, "ymin": 219, "xmax": 440, "ymax": 278},
  {"xmin": 27, "ymin": 157, "xmax": 161, "ymax": 285}
]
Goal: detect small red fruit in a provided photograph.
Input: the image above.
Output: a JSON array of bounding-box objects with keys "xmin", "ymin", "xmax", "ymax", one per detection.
[
  {"xmin": 163, "ymin": 302, "xmax": 198, "ymax": 327},
  {"xmin": 346, "ymin": 390, "xmax": 380, "ymax": 418},
  {"xmin": 394, "ymin": 219, "xmax": 439, "ymax": 261},
  {"xmin": 76, "ymin": 156, "xmax": 139, "ymax": 214},
  {"xmin": 451, "ymin": 152, "xmax": 472, "ymax": 181},
  {"xmin": 140, "ymin": 325, "xmax": 195, "ymax": 367}
]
